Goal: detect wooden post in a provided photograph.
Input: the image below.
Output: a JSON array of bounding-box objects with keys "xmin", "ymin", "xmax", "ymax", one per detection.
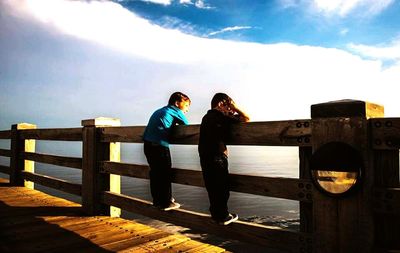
[
  {"xmin": 371, "ymin": 119, "xmax": 400, "ymax": 249},
  {"xmin": 82, "ymin": 117, "xmax": 121, "ymax": 217},
  {"xmin": 299, "ymin": 146, "xmax": 313, "ymax": 233},
  {"xmin": 10, "ymin": 123, "xmax": 36, "ymax": 188},
  {"xmin": 310, "ymin": 100, "xmax": 384, "ymax": 253}
]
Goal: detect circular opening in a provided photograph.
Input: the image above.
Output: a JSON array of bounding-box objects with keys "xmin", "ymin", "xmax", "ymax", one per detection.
[
  {"xmin": 311, "ymin": 170, "xmax": 360, "ymax": 195},
  {"xmin": 310, "ymin": 142, "xmax": 363, "ymax": 197}
]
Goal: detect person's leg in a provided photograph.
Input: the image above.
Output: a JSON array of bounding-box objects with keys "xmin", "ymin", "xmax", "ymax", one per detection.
[
  {"xmin": 201, "ymin": 156, "xmax": 230, "ymax": 221},
  {"xmin": 144, "ymin": 143, "xmax": 172, "ymax": 207}
]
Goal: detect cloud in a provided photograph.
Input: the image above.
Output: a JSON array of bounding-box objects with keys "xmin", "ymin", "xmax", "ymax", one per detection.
[
  {"xmin": 312, "ymin": 0, "xmax": 394, "ymax": 16},
  {"xmin": 2, "ymin": 0, "xmax": 400, "ymax": 125},
  {"xmin": 348, "ymin": 39, "xmax": 400, "ymax": 62},
  {"xmin": 179, "ymin": 0, "xmax": 214, "ymax": 9},
  {"xmin": 208, "ymin": 26, "xmax": 253, "ymax": 36},
  {"xmin": 278, "ymin": 0, "xmax": 394, "ymax": 17},
  {"xmin": 194, "ymin": 0, "xmax": 213, "ymax": 9},
  {"xmin": 137, "ymin": 0, "xmax": 172, "ymax": 5},
  {"xmin": 340, "ymin": 28, "xmax": 349, "ymax": 35}
]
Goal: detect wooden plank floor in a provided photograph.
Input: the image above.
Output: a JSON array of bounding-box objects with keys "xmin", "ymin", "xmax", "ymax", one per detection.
[{"xmin": 0, "ymin": 178, "xmax": 227, "ymax": 253}]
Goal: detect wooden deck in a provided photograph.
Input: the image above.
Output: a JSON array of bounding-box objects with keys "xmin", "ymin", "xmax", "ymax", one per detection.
[{"xmin": 0, "ymin": 178, "xmax": 227, "ymax": 253}]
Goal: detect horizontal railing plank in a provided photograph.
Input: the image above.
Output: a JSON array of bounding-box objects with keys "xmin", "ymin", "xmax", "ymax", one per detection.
[
  {"xmin": 22, "ymin": 171, "xmax": 82, "ymax": 196},
  {"xmin": 100, "ymin": 120, "xmax": 312, "ymax": 146},
  {"xmin": 19, "ymin": 128, "xmax": 82, "ymax": 141},
  {"xmin": 101, "ymin": 161, "xmax": 313, "ymax": 202},
  {"xmin": 102, "ymin": 191, "xmax": 311, "ymax": 252},
  {"xmin": 20, "ymin": 152, "xmax": 82, "ymax": 170},
  {"xmin": 373, "ymin": 187, "xmax": 400, "ymax": 214},
  {"xmin": 0, "ymin": 165, "xmax": 10, "ymax": 174},
  {"xmin": 0, "ymin": 130, "xmax": 11, "ymax": 139},
  {"xmin": 173, "ymin": 120, "xmax": 312, "ymax": 146},
  {"xmin": 370, "ymin": 118, "xmax": 400, "ymax": 150},
  {"xmin": 0, "ymin": 149, "xmax": 11, "ymax": 157},
  {"xmin": 100, "ymin": 126, "xmax": 145, "ymax": 143}
]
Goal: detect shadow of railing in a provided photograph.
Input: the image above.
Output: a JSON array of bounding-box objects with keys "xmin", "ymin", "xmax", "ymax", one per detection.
[{"xmin": 0, "ymin": 182, "xmax": 113, "ymax": 253}]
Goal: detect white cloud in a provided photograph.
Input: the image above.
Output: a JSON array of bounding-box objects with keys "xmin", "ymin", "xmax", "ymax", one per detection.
[
  {"xmin": 208, "ymin": 26, "xmax": 253, "ymax": 36},
  {"xmin": 312, "ymin": 0, "xmax": 394, "ymax": 16},
  {"xmin": 140, "ymin": 0, "xmax": 172, "ymax": 5},
  {"xmin": 178, "ymin": 0, "xmax": 213, "ymax": 9},
  {"xmin": 278, "ymin": 0, "xmax": 394, "ymax": 17},
  {"xmin": 348, "ymin": 39, "xmax": 400, "ymax": 62},
  {"xmin": 340, "ymin": 28, "xmax": 349, "ymax": 35},
  {"xmin": 194, "ymin": 0, "xmax": 212, "ymax": 9},
  {"xmin": 3, "ymin": 0, "xmax": 400, "ymax": 122}
]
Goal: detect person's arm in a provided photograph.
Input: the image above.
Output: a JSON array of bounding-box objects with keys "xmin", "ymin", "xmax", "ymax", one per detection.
[
  {"xmin": 231, "ymin": 101, "xmax": 250, "ymax": 122},
  {"xmin": 175, "ymin": 109, "xmax": 189, "ymax": 125}
]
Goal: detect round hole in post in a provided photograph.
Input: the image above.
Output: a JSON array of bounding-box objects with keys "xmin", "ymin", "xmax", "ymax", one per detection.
[{"xmin": 310, "ymin": 142, "xmax": 363, "ymax": 197}]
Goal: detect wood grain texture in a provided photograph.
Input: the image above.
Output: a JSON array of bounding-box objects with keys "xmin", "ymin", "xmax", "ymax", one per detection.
[
  {"xmin": 101, "ymin": 161, "xmax": 313, "ymax": 202},
  {"xmin": 20, "ymin": 151, "xmax": 82, "ymax": 169},
  {"xmin": 0, "ymin": 179, "xmax": 227, "ymax": 253},
  {"xmin": 100, "ymin": 120, "xmax": 312, "ymax": 146},
  {"xmin": 21, "ymin": 171, "xmax": 82, "ymax": 196},
  {"xmin": 19, "ymin": 128, "xmax": 82, "ymax": 141},
  {"xmin": 0, "ymin": 130, "xmax": 11, "ymax": 139},
  {"xmin": 0, "ymin": 148, "xmax": 11, "ymax": 157},
  {"xmin": 102, "ymin": 191, "xmax": 311, "ymax": 253}
]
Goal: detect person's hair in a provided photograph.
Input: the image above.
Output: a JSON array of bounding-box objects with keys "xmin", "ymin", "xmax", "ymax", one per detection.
[
  {"xmin": 211, "ymin": 93, "xmax": 233, "ymax": 108},
  {"xmin": 168, "ymin": 92, "xmax": 191, "ymax": 106}
]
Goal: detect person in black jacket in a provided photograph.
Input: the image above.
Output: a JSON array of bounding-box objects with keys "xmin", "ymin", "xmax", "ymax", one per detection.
[{"xmin": 198, "ymin": 93, "xmax": 250, "ymax": 225}]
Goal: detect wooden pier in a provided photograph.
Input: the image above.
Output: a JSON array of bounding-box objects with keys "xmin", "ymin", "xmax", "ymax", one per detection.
[
  {"xmin": 0, "ymin": 178, "xmax": 227, "ymax": 253},
  {"xmin": 0, "ymin": 99, "xmax": 399, "ymax": 253}
]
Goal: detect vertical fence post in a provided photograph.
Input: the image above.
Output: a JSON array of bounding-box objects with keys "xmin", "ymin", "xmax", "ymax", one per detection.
[
  {"xmin": 10, "ymin": 123, "xmax": 36, "ymax": 188},
  {"xmin": 299, "ymin": 146, "xmax": 313, "ymax": 234},
  {"xmin": 82, "ymin": 117, "xmax": 121, "ymax": 217},
  {"xmin": 371, "ymin": 119, "xmax": 400, "ymax": 249},
  {"xmin": 310, "ymin": 100, "xmax": 383, "ymax": 253}
]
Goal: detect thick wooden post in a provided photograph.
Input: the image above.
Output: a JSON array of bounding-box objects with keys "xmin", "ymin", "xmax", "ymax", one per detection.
[
  {"xmin": 310, "ymin": 100, "xmax": 384, "ymax": 253},
  {"xmin": 10, "ymin": 123, "xmax": 36, "ymax": 188},
  {"xmin": 82, "ymin": 117, "xmax": 121, "ymax": 217}
]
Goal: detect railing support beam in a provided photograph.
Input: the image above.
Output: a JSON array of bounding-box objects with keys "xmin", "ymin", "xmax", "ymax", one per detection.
[
  {"xmin": 10, "ymin": 123, "xmax": 36, "ymax": 188},
  {"xmin": 82, "ymin": 117, "xmax": 121, "ymax": 217}
]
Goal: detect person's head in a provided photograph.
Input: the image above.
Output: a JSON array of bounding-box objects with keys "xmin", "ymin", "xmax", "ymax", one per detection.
[
  {"xmin": 168, "ymin": 92, "xmax": 191, "ymax": 113},
  {"xmin": 211, "ymin": 93, "xmax": 234, "ymax": 115}
]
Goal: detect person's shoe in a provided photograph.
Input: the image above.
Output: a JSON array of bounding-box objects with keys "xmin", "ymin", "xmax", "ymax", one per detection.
[
  {"xmin": 217, "ymin": 213, "xmax": 238, "ymax": 225},
  {"xmin": 160, "ymin": 201, "xmax": 181, "ymax": 211}
]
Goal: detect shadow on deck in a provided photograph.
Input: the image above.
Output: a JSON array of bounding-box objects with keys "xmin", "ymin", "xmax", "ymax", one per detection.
[{"xmin": 0, "ymin": 179, "xmax": 227, "ymax": 253}]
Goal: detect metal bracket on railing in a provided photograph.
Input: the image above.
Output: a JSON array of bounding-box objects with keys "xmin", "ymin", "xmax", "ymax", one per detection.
[
  {"xmin": 297, "ymin": 181, "xmax": 313, "ymax": 202},
  {"xmin": 294, "ymin": 120, "xmax": 311, "ymax": 145},
  {"xmin": 373, "ymin": 187, "xmax": 400, "ymax": 214},
  {"xmin": 371, "ymin": 118, "xmax": 400, "ymax": 149}
]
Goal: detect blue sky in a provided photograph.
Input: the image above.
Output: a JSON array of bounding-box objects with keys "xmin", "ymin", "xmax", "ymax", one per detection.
[{"xmin": 0, "ymin": 0, "xmax": 399, "ymax": 129}]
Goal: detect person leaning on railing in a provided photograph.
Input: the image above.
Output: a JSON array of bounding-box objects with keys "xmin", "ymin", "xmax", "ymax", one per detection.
[
  {"xmin": 143, "ymin": 92, "xmax": 191, "ymax": 211},
  {"xmin": 198, "ymin": 93, "xmax": 250, "ymax": 225}
]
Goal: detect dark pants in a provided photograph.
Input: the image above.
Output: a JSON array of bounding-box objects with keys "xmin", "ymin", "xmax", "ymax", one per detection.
[
  {"xmin": 144, "ymin": 142, "xmax": 172, "ymax": 207},
  {"xmin": 200, "ymin": 155, "xmax": 230, "ymax": 221}
]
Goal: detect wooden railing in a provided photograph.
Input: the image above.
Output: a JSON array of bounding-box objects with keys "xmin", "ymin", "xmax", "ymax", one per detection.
[{"xmin": 0, "ymin": 100, "xmax": 399, "ymax": 253}]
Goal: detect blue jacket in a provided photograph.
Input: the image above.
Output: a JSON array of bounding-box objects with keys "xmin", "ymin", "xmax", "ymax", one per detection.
[{"xmin": 143, "ymin": 105, "xmax": 189, "ymax": 147}]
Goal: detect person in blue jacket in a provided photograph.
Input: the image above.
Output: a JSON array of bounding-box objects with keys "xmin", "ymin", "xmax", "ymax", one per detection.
[{"xmin": 143, "ymin": 92, "xmax": 191, "ymax": 211}]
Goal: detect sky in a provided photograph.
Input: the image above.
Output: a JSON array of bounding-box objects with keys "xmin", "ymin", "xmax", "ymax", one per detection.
[{"xmin": 0, "ymin": 0, "xmax": 400, "ymax": 129}]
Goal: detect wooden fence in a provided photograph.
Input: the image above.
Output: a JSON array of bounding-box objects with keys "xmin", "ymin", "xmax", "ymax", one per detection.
[{"xmin": 0, "ymin": 99, "xmax": 399, "ymax": 253}]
